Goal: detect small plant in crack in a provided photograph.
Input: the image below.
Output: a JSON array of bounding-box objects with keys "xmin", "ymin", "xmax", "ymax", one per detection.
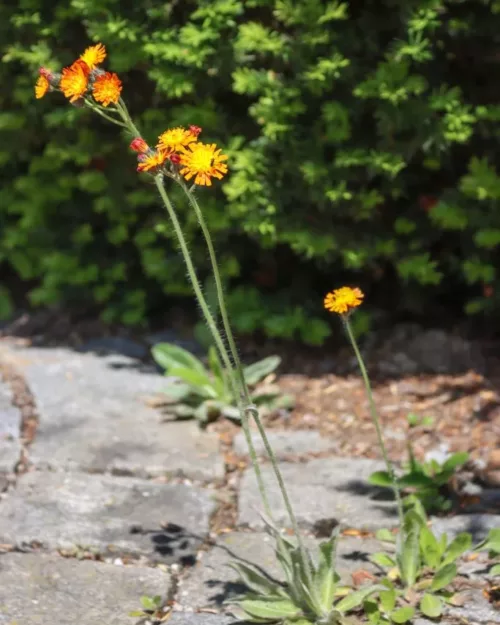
[
  {"xmin": 152, "ymin": 342, "xmax": 293, "ymax": 425},
  {"xmin": 368, "ymin": 414, "xmax": 469, "ymax": 514},
  {"xmin": 128, "ymin": 595, "xmax": 168, "ymax": 623},
  {"xmin": 229, "ymin": 518, "xmax": 384, "ymax": 625}
]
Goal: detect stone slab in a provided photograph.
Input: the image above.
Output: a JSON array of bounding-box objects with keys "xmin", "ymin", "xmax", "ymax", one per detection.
[
  {"xmin": 0, "ymin": 379, "xmax": 21, "ymax": 474},
  {"xmin": 0, "ymin": 471, "xmax": 215, "ymax": 564},
  {"xmin": 170, "ymin": 614, "xmax": 233, "ymax": 625},
  {"xmin": 430, "ymin": 513, "xmax": 500, "ymax": 543},
  {"xmin": 233, "ymin": 430, "xmax": 338, "ymax": 458},
  {"xmin": 0, "ymin": 552, "xmax": 170, "ymax": 625},
  {"xmin": 0, "ymin": 344, "xmax": 223, "ymax": 479},
  {"xmin": 238, "ymin": 457, "xmax": 398, "ymax": 531},
  {"xmin": 447, "ymin": 588, "xmax": 500, "ymax": 624},
  {"xmin": 178, "ymin": 531, "xmax": 380, "ymax": 610}
]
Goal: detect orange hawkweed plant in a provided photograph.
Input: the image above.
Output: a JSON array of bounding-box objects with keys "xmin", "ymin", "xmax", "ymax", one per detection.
[
  {"xmin": 35, "ymin": 45, "xmax": 320, "ymax": 607},
  {"xmin": 324, "ymin": 286, "xmax": 404, "ymax": 526}
]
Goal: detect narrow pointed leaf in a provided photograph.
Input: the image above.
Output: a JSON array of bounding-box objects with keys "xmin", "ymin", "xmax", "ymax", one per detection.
[
  {"xmin": 229, "ymin": 562, "xmax": 286, "ymax": 598},
  {"xmin": 368, "ymin": 471, "xmax": 393, "ymax": 487},
  {"xmin": 442, "ymin": 452, "xmax": 469, "ymax": 473},
  {"xmin": 375, "ymin": 528, "xmax": 396, "ymax": 543},
  {"xmin": 335, "ymin": 585, "xmax": 386, "ymax": 613},
  {"xmin": 371, "ymin": 552, "xmax": 396, "ymax": 568},
  {"xmin": 419, "ymin": 526, "xmax": 442, "ymax": 569},
  {"xmin": 168, "ymin": 366, "xmax": 216, "ymax": 396}
]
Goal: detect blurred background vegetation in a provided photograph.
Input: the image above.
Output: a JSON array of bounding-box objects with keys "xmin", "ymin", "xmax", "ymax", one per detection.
[{"xmin": 1, "ymin": 0, "xmax": 500, "ymax": 346}]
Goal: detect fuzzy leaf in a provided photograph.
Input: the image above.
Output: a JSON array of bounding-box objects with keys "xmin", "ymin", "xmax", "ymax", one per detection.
[
  {"xmin": 316, "ymin": 528, "xmax": 341, "ymax": 610},
  {"xmin": 420, "ymin": 593, "xmax": 443, "ymax": 618},
  {"xmin": 168, "ymin": 366, "xmax": 217, "ymax": 397},
  {"xmin": 442, "ymin": 532, "xmax": 472, "ymax": 566},
  {"xmin": 243, "ymin": 356, "xmax": 281, "ymax": 385},
  {"xmin": 475, "ymin": 528, "xmax": 500, "ymax": 554},
  {"xmin": 335, "ymin": 585, "xmax": 385, "ymax": 613},
  {"xmin": 442, "ymin": 452, "xmax": 469, "ymax": 473},
  {"xmin": 490, "ymin": 563, "xmax": 500, "ymax": 575},
  {"xmin": 152, "ymin": 343, "xmax": 207, "ymax": 375},
  {"xmin": 391, "ymin": 606, "xmax": 415, "ymax": 623},
  {"xmin": 162, "ymin": 383, "xmax": 192, "ymax": 402},
  {"xmin": 430, "ymin": 563, "xmax": 457, "ymax": 591},
  {"xmin": 229, "ymin": 562, "xmax": 286, "ymax": 598},
  {"xmin": 371, "ymin": 552, "xmax": 396, "ymax": 568},
  {"xmin": 237, "ymin": 598, "xmax": 301, "ymax": 621},
  {"xmin": 419, "ymin": 526, "xmax": 442, "ymax": 569},
  {"xmin": 375, "ymin": 529, "xmax": 396, "ymax": 543},
  {"xmin": 398, "ymin": 514, "xmax": 421, "ymax": 587},
  {"xmin": 379, "ymin": 588, "xmax": 396, "ymax": 613}
]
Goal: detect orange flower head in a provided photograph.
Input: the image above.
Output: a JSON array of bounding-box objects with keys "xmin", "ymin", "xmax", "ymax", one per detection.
[
  {"xmin": 157, "ymin": 127, "xmax": 198, "ymax": 153},
  {"xmin": 130, "ymin": 138, "xmax": 149, "ymax": 153},
  {"xmin": 92, "ymin": 72, "xmax": 122, "ymax": 107},
  {"xmin": 60, "ymin": 60, "xmax": 90, "ymax": 103},
  {"xmin": 80, "ymin": 43, "xmax": 107, "ymax": 70},
  {"xmin": 35, "ymin": 75, "xmax": 50, "ymax": 99},
  {"xmin": 179, "ymin": 142, "xmax": 228, "ymax": 186},
  {"xmin": 324, "ymin": 287, "xmax": 364, "ymax": 315},
  {"xmin": 136, "ymin": 150, "xmax": 170, "ymax": 173}
]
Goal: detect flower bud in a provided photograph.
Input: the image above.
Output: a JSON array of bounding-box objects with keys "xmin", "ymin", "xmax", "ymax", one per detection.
[{"xmin": 130, "ymin": 138, "xmax": 149, "ymax": 153}]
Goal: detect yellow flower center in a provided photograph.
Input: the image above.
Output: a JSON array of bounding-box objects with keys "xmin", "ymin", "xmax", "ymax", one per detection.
[{"xmin": 188, "ymin": 145, "xmax": 213, "ymax": 172}]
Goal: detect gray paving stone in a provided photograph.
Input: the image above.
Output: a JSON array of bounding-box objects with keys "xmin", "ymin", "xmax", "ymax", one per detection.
[
  {"xmin": 0, "ymin": 471, "xmax": 215, "ymax": 563},
  {"xmin": 238, "ymin": 457, "xmax": 398, "ymax": 531},
  {"xmin": 447, "ymin": 588, "xmax": 500, "ymax": 623},
  {"xmin": 0, "ymin": 344, "xmax": 223, "ymax": 479},
  {"xmin": 430, "ymin": 513, "xmax": 500, "ymax": 543},
  {"xmin": 233, "ymin": 430, "xmax": 338, "ymax": 458},
  {"xmin": 178, "ymin": 532, "xmax": 380, "ymax": 610},
  {"xmin": 0, "ymin": 552, "xmax": 170, "ymax": 625},
  {"xmin": 0, "ymin": 379, "xmax": 21, "ymax": 474},
  {"xmin": 170, "ymin": 614, "xmax": 233, "ymax": 625}
]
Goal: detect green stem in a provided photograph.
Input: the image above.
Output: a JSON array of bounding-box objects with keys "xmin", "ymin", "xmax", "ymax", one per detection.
[
  {"xmin": 85, "ymin": 101, "xmax": 127, "ymax": 127},
  {"xmin": 343, "ymin": 317, "xmax": 404, "ymax": 526},
  {"xmin": 154, "ymin": 177, "xmax": 272, "ymax": 519},
  {"xmin": 116, "ymin": 99, "xmax": 141, "ymax": 137},
  {"xmin": 179, "ymin": 182, "xmax": 315, "ymax": 593}
]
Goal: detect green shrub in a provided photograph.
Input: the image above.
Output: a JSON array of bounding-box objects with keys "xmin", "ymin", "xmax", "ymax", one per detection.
[{"xmin": 2, "ymin": 0, "xmax": 500, "ymax": 341}]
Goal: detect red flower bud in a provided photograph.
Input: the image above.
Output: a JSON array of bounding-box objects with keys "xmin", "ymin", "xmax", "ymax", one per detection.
[
  {"xmin": 189, "ymin": 125, "xmax": 202, "ymax": 137},
  {"xmin": 169, "ymin": 153, "xmax": 181, "ymax": 164},
  {"xmin": 130, "ymin": 138, "xmax": 149, "ymax": 153},
  {"xmin": 39, "ymin": 67, "xmax": 54, "ymax": 80}
]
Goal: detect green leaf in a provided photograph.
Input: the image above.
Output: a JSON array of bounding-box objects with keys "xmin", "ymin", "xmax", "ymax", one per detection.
[
  {"xmin": 398, "ymin": 473, "xmax": 436, "ymax": 489},
  {"xmin": 163, "ymin": 383, "xmax": 193, "ymax": 402},
  {"xmin": 490, "ymin": 563, "xmax": 500, "ymax": 575},
  {"xmin": 316, "ymin": 528, "xmax": 341, "ymax": 610},
  {"xmin": 442, "ymin": 532, "xmax": 472, "ymax": 566},
  {"xmin": 229, "ymin": 562, "xmax": 286, "ymax": 598},
  {"xmin": 371, "ymin": 552, "xmax": 396, "ymax": 568},
  {"xmin": 430, "ymin": 563, "xmax": 457, "ymax": 591},
  {"xmin": 171, "ymin": 404, "xmax": 196, "ymax": 419},
  {"xmin": 238, "ymin": 598, "xmax": 301, "ymax": 621},
  {"xmin": 398, "ymin": 513, "xmax": 421, "ymax": 587},
  {"xmin": 363, "ymin": 600, "xmax": 381, "ymax": 625},
  {"xmin": 474, "ymin": 528, "xmax": 500, "ymax": 554},
  {"xmin": 368, "ymin": 471, "xmax": 393, "ymax": 487},
  {"xmin": 151, "ymin": 343, "xmax": 207, "ymax": 375},
  {"xmin": 375, "ymin": 529, "xmax": 396, "ymax": 543},
  {"xmin": 168, "ymin": 366, "xmax": 217, "ymax": 397},
  {"xmin": 391, "ymin": 606, "xmax": 415, "ymax": 623},
  {"xmin": 243, "ymin": 356, "xmax": 281, "ymax": 386},
  {"xmin": 208, "ymin": 346, "xmax": 224, "ymax": 382},
  {"xmin": 442, "ymin": 452, "xmax": 469, "ymax": 473},
  {"xmin": 194, "ymin": 401, "xmax": 224, "ymax": 424},
  {"xmin": 419, "ymin": 526, "xmax": 442, "ymax": 569},
  {"xmin": 140, "ymin": 595, "xmax": 157, "ymax": 610},
  {"xmin": 379, "ymin": 588, "xmax": 396, "ymax": 613},
  {"xmin": 420, "ymin": 593, "xmax": 443, "ymax": 618},
  {"xmin": 336, "ymin": 585, "xmax": 385, "ymax": 613}
]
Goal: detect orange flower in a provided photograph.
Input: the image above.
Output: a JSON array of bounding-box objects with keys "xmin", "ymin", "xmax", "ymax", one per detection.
[
  {"xmin": 136, "ymin": 150, "xmax": 170, "ymax": 173},
  {"xmin": 179, "ymin": 142, "xmax": 228, "ymax": 186},
  {"xmin": 80, "ymin": 43, "xmax": 106, "ymax": 70},
  {"xmin": 324, "ymin": 287, "xmax": 364, "ymax": 315},
  {"xmin": 157, "ymin": 127, "xmax": 198, "ymax": 153},
  {"xmin": 92, "ymin": 72, "xmax": 122, "ymax": 107},
  {"xmin": 35, "ymin": 75, "xmax": 50, "ymax": 99},
  {"xmin": 60, "ymin": 60, "xmax": 90, "ymax": 103}
]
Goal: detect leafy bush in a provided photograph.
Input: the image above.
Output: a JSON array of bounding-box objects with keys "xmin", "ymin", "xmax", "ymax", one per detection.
[{"xmin": 2, "ymin": 0, "xmax": 500, "ymax": 341}]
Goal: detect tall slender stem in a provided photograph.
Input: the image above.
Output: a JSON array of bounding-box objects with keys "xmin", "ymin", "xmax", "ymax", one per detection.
[
  {"xmin": 154, "ymin": 177, "xmax": 272, "ymax": 518},
  {"xmin": 179, "ymin": 182, "xmax": 315, "ymax": 592},
  {"xmin": 343, "ymin": 317, "xmax": 404, "ymax": 526},
  {"xmin": 85, "ymin": 100, "xmax": 127, "ymax": 127}
]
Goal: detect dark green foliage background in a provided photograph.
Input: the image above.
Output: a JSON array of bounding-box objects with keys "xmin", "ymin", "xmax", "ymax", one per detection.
[{"xmin": 2, "ymin": 0, "xmax": 500, "ymax": 344}]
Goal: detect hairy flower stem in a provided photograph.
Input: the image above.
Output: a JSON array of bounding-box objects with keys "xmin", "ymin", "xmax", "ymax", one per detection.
[
  {"xmin": 153, "ymin": 177, "xmax": 271, "ymax": 518},
  {"xmin": 342, "ymin": 317, "xmax": 404, "ymax": 526},
  {"xmin": 180, "ymin": 183, "xmax": 315, "ymax": 591}
]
